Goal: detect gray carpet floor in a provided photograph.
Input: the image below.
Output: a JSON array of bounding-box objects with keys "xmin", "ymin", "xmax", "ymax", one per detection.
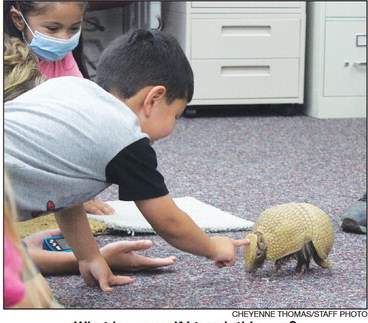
[{"xmin": 45, "ymin": 108, "xmax": 367, "ymax": 309}]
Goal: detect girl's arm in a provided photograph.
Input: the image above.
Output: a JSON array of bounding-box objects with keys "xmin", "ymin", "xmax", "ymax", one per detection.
[{"xmin": 24, "ymin": 228, "xmax": 177, "ymax": 274}]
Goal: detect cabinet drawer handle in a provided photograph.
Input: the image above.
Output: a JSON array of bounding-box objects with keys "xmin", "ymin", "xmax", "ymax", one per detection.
[
  {"xmin": 221, "ymin": 25, "xmax": 271, "ymax": 36},
  {"xmin": 221, "ymin": 65, "xmax": 271, "ymax": 76},
  {"xmin": 353, "ymin": 61, "xmax": 367, "ymax": 67}
]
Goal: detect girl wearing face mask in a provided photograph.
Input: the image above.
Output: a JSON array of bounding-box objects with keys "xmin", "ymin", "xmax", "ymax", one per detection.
[
  {"xmin": 5, "ymin": 1, "xmax": 89, "ymax": 79},
  {"xmin": 4, "ymin": 1, "xmax": 115, "ymax": 215}
]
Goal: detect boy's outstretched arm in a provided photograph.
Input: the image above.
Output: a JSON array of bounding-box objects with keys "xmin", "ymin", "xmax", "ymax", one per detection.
[
  {"xmin": 135, "ymin": 195, "xmax": 250, "ymax": 267},
  {"xmin": 54, "ymin": 204, "xmax": 134, "ymax": 291}
]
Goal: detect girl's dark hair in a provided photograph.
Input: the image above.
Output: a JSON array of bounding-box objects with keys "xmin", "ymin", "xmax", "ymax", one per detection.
[
  {"xmin": 4, "ymin": 1, "xmax": 56, "ymax": 38},
  {"xmin": 95, "ymin": 29, "xmax": 194, "ymax": 104},
  {"xmin": 3, "ymin": 1, "xmax": 89, "ymax": 78}
]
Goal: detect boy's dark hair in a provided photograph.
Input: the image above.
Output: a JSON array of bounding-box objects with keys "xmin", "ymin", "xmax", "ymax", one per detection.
[{"xmin": 95, "ymin": 29, "xmax": 194, "ymax": 104}]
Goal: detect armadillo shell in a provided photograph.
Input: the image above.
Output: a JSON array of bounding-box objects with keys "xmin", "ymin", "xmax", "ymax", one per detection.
[{"xmin": 253, "ymin": 203, "xmax": 334, "ymax": 261}]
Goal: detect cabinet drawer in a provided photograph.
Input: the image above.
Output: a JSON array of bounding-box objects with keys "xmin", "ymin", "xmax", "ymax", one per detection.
[
  {"xmin": 325, "ymin": 2, "xmax": 366, "ymax": 18},
  {"xmin": 191, "ymin": 59, "xmax": 300, "ymax": 100},
  {"xmin": 324, "ymin": 21, "xmax": 366, "ymax": 97},
  {"xmin": 191, "ymin": 18, "xmax": 301, "ymax": 59}
]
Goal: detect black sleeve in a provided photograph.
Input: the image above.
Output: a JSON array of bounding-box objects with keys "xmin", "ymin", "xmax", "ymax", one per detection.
[{"xmin": 105, "ymin": 137, "xmax": 169, "ymax": 201}]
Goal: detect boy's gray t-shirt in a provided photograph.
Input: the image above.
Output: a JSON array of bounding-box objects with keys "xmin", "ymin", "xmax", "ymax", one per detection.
[{"xmin": 4, "ymin": 77, "xmax": 168, "ymax": 220}]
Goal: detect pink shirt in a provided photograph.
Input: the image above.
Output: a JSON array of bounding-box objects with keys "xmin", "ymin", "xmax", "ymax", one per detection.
[
  {"xmin": 38, "ymin": 52, "xmax": 83, "ymax": 79},
  {"xmin": 4, "ymin": 235, "xmax": 25, "ymax": 307}
]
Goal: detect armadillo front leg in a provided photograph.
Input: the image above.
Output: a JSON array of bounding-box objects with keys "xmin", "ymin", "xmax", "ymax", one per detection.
[
  {"xmin": 271, "ymin": 260, "xmax": 282, "ymax": 276},
  {"xmin": 271, "ymin": 254, "xmax": 296, "ymax": 276}
]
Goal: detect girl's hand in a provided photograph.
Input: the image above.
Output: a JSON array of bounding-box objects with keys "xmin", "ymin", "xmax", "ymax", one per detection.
[
  {"xmin": 23, "ymin": 228, "xmax": 62, "ymax": 248},
  {"xmin": 101, "ymin": 240, "xmax": 177, "ymax": 271},
  {"xmin": 208, "ymin": 236, "xmax": 250, "ymax": 268}
]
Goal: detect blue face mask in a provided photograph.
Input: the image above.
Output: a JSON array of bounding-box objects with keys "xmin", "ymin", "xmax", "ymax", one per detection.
[{"xmin": 18, "ymin": 10, "xmax": 81, "ymax": 62}]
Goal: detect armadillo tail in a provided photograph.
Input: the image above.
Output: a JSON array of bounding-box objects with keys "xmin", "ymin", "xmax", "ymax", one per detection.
[{"xmin": 311, "ymin": 242, "xmax": 332, "ymax": 268}]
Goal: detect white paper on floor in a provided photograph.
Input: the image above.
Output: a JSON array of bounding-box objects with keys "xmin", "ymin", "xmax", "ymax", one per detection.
[{"xmin": 87, "ymin": 196, "xmax": 253, "ymax": 235}]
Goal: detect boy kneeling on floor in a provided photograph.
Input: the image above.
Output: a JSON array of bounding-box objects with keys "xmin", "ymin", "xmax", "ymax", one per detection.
[{"xmin": 5, "ymin": 29, "xmax": 250, "ymax": 292}]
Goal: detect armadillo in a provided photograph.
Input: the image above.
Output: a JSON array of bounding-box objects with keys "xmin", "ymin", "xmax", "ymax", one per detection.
[{"xmin": 244, "ymin": 203, "xmax": 334, "ymax": 274}]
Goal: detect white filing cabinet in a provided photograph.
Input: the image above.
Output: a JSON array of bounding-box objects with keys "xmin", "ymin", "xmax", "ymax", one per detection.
[
  {"xmin": 162, "ymin": 1, "xmax": 306, "ymax": 110},
  {"xmin": 305, "ymin": 1, "xmax": 366, "ymax": 118}
]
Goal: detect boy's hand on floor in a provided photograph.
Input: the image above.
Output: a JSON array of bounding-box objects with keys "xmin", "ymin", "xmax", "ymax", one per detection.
[
  {"xmin": 208, "ymin": 236, "xmax": 250, "ymax": 268},
  {"xmin": 79, "ymin": 255, "xmax": 134, "ymax": 292},
  {"xmin": 101, "ymin": 240, "xmax": 177, "ymax": 271},
  {"xmin": 83, "ymin": 198, "xmax": 115, "ymax": 215}
]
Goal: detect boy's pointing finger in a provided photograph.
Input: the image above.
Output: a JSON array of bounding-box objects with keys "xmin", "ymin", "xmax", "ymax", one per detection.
[{"xmin": 233, "ymin": 238, "xmax": 251, "ymax": 247}]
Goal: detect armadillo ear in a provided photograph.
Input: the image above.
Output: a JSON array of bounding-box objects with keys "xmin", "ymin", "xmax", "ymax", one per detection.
[{"xmin": 257, "ymin": 234, "xmax": 266, "ymax": 251}]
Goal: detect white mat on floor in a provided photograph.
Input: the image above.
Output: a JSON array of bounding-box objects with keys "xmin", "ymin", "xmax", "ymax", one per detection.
[{"xmin": 87, "ymin": 197, "xmax": 253, "ymax": 235}]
